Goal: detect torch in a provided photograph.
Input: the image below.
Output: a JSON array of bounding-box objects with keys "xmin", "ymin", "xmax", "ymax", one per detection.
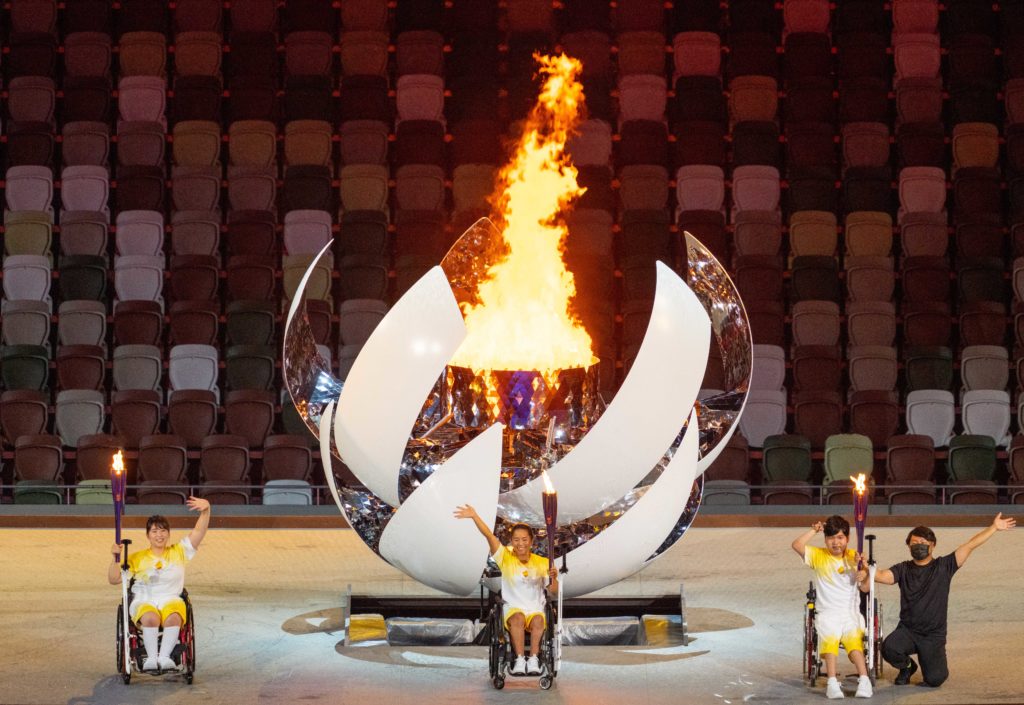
[
  {"xmin": 540, "ymin": 470, "xmax": 557, "ymax": 573},
  {"xmin": 850, "ymin": 472, "xmax": 869, "ymax": 556},
  {"xmin": 112, "ymin": 450, "xmax": 125, "ymax": 546},
  {"xmin": 850, "ymin": 471, "xmax": 879, "ymax": 675}
]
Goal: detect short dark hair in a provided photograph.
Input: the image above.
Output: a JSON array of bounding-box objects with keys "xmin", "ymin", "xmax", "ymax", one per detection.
[
  {"xmin": 906, "ymin": 526, "xmax": 936, "ymax": 545},
  {"xmin": 146, "ymin": 515, "xmax": 170, "ymax": 533},
  {"xmin": 823, "ymin": 515, "xmax": 850, "ymax": 538},
  {"xmin": 509, "ymin": 523, "xmax": 535, "ymax": 539}
]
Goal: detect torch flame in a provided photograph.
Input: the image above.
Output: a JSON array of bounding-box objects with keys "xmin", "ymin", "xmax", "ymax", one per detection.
[
  {"xmin": 851, "ymin": 473, "xmax": 867, "ymax": 495},
  {"xmin": 112, "ymin": 450, "xmax": 124, "ymax": 476},
  {"xmin": 449, "ymin": 53, "xmax": 596, "ymax": 377},
  {"xmin": 541, "ymin": 469, "xmax": 556, "ymax": 495}
]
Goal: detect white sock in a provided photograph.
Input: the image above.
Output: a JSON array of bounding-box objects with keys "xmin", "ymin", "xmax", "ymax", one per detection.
[
  {"xmin": 159, "ymin": 626, "xmax": 180, "ymax": 660},
  {"xmin": 142, "ymin": 627, "xmax": 160, "ymax": 660}
]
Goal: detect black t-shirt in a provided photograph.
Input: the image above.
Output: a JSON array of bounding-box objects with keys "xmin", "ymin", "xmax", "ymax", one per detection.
[{"xmin": 889, "ymin": 552, "xmax": 959, "ymax": 637}]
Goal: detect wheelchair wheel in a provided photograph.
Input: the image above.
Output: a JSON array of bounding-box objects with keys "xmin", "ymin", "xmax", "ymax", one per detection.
[
  {"xmin": 543, "ymin": 598, "xmax": 558, "ymax": 679},
  {"xmin": 182, "ymin": 598, "xmax": 195, "ymax": 684},
  {"xmin": 116, "ymin": 606, "xmax": 130, "ymax": 684},
  {"xmin": 803, "ymin": 607, "xmax": 819, "ymax": 686},
  {"xmin": 487, "ymin": 603, "xmax": 507, "ymax": 688},
  {"xmin": 539, "ymin": 675, "xmax": 553, "ymax": 690}
]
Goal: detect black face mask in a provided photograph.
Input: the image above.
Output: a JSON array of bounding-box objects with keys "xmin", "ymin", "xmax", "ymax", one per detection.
[{"xmin": 910, "ymin": 544, "xmax": 930, "ymax": 560}]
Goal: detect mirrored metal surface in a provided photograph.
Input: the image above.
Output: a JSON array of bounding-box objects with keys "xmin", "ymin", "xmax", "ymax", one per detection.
[{"xmin": 282, "ymin": 222, "xmax": 751, "ymax": 584}]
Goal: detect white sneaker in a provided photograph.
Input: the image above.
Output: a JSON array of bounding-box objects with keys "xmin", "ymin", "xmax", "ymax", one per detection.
[
  {"xmin": 855, "ymin": 676, "xmax": 873, "ymax": 698},
  {"xmin": 826, "ymin": 677, "xmax": 845, "ymax": 699},
  {"xmin": 526, "ymin": 655, "xmax": 541, "ymax": 675},
  {"xmin": 510, "ymin": 656, "xmax": 526, "ymax": 675},
  {"xmin": 158, "ymin": 656, "xmax": 177, "ymax": 671},
  {"xmin": 142, "ymin": 656, "xmax": 158, "ymax": 672}
]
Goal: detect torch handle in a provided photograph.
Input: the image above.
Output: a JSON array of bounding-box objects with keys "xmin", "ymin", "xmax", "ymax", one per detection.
[
  {"xmin": 121, "ymin": 538, "xmax": 132, "ymax": 570},
  {"xmin": 865, "ymin": 533, "xmax": 876, "ymax": 566}
]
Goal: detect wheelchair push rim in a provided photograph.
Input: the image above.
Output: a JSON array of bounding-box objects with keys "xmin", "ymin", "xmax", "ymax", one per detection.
[{"xmin": 116, "ymin": 605, "xmax": 131, "ymax": 684}]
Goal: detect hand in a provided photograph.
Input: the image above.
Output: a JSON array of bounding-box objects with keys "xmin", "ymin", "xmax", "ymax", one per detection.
[
  {"xmin": 855, "ymin": 552, "xmax": 866, "ymax": 570},
  {"xmin": 187, "ymin": 496, "xmax": 211, "ymax": 512},
  {"xmin": 811, "ymin": 521, "xmax": 824, "ymax": 533},
  {"xmin": 993, "ymin": 512, "xmax": 1017, "ymax": 531},
  {"xmin": 111, "ymin": 543, "xmax": 122, "ymax": 560},
  {"xmin": 548, "ymin": 567, "xmax": 559, "ymax": 583},
  {"xmin": 453, "ymin": 504, "xmax": 478, "ymax": 520}
]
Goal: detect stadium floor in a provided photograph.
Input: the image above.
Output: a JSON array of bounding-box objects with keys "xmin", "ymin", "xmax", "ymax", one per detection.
[{"xmin": 1, "ymin": 523, "xmax": 1020, "ymax": 705}]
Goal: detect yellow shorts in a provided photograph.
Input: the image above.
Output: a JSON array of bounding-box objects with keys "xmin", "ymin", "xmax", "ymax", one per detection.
[
  {"xmin": 131, "ymin": 596, "xmax": 187, "ymax": 625},
  {"xmin": 819, "ymin": 629, "xmax": 864, "ymax": 656},
  {"xmin": 503, "ymin": 607, "xmax": 545, "ymax": 632},
  {"xmin": 816, "ymin": 611, "xmax": 864, "ymax": 656}
]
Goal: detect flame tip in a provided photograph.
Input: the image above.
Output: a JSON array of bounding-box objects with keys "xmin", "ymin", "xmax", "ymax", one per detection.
[
  {"xmin": 850, "ymin": 472, "xmax": 868, "ymax": 494},
  {"xmin": 449, "ymin": 52, "xmax": 594, "ymax": 375}
]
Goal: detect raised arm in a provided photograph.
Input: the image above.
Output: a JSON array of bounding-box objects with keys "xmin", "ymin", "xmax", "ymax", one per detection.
[
  {"xmin": 791, "ymin": 521, "xmax": 823, "ymax": 558},
  {"xmin": 954, "ymin": 513, "xmax": 1016, "ymax": 567},
  {"xmin": 454, "ymin": 504, "xmax": 501, "ymax": 555},
  {"xmin": 186, "ymin": 496, "xmax": 212, "ymax": 549}
]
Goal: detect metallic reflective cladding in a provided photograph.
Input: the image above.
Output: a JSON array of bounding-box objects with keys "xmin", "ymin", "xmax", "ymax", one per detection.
[{"xmin": 282, "ymin": 223, "xmax": 752, "ymax": 589}]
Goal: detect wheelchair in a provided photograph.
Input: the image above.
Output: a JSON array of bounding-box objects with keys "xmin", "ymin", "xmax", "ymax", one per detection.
[
  {"xmin": 114, "ymin": 540, "xmax": 196, "ymax": 684},
  {"xmin": 803, "ymin": 535, "xmax": 884, "ymax": 687},
  {"xmin": 481, "ymin": 567, "xmax": 563, "ymax": 690}
]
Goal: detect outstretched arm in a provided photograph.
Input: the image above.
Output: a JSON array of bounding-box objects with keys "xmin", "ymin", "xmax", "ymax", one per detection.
[
  {"xmin": 187, "ymin": 496, "xmax": 212, "ymax": 549},
  {"xmin": 454, "ymin": 504, "xmax": 501, "ymax": 554},
  {"xmin": 858, "ymin": 558, "xmax": 891, "ymax": 592},
  {"xmin": 955, "ymin": 513, "xmax": 1016, "ymax": 567},
  {"xmin": 791, "ymin": 521, "xmax": 823, "ymax": 558},
  {"xmin": 869, "ymin": 568, "xmax": 896, "ymax": 589}
]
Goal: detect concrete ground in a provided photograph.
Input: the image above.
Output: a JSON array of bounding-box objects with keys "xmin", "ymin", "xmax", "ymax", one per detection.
[{"xmin": 1, "ymin": 523, "xmax": 1021, "ymax": 705}]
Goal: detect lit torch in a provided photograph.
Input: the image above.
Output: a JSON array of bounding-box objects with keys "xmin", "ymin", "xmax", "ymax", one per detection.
[
  {"xmin": 541, "ymin": 470, "xmax": 558, "ymax": 572},
  {"xmin": 850, "ymin": 472, "xmax": 869, "ymax": 556},
  {"xmin": 112, "ymin": 450, "xmax": 125, "ymax": 545}
]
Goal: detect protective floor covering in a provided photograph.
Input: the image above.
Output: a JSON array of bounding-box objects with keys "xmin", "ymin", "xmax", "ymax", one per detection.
[{"xmin": 1, "ymin": 526, "xmax": 1021, "ymax": 705}]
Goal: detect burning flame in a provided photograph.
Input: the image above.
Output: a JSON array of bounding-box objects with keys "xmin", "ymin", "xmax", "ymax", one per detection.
[
  {"xmin": 541, "ymin": 469, "xmax": 556, "ymax": 495},
  {"xmin": 851, "ymin": 473, "xmax": 867, "ymax": 495},
  {"xmin": 112, "ymin": 450, "xmax": 124, "ymax": 476},
  {"xmin": 449, "ymin": 53, "xmax": 596, "ymax": 376}
]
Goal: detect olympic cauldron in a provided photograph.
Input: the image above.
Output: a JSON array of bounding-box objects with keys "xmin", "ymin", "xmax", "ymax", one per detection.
[{"xmin": 283, "ymin": 218, "xmax": 752, "ymax": 597}]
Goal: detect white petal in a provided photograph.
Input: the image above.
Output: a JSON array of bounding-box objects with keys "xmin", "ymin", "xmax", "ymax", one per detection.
[
  {"xmin": 334, "ymin": 266, "xmax": 466, "ymax": 506},
  {"xmin": 559, "ymin": 410, "xmax": 701, "ymax": 598},
  {"xmin": 379, "ymin": 423, "xmax": 504, "ymax": 595},
  {"xmin": 501, "ymin": 262, "xmax": 710, "ymax": 523}
]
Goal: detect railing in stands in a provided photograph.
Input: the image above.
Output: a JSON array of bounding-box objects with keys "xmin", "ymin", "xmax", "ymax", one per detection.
[{"xmin": 0, "ymin": 484, "xmax": 1020, "ymax": 506}]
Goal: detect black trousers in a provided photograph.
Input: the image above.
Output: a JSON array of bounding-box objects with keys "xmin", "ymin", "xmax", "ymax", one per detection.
[{"xmin": 881, "ymin": 623, "xmax": 949, "ymax": 687}]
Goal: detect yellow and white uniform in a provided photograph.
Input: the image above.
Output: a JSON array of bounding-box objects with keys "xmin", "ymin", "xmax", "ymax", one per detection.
[
  {"xmin": 805, "ymin": 545, "xmax": 865, "ymax": 655},
  {"xmin": 492, "ymin": 545, "xmax": 550, "ymax": 630},
  {"xmin": 127, "ymin": 537, "xmax": 196, "ymax": 624}
]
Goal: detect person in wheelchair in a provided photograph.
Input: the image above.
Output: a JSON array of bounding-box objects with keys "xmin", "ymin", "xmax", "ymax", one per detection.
[
  {"xmin": 792, "ymin": 515, "xmax": 873, "ymax": 699},
  {"xmin": 107, "ymin": 496, "xmax": 211, "ymax": 672},
  {"xmin": 455, "ymin": 504, "xmax": 558, "ymax": 676}
]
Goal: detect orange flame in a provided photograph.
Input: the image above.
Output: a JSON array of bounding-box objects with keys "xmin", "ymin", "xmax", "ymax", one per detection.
[
  {"xmin": 541, "ymin": 469, "xmax": 556, "ymax": 495},
  {"xmin": 449, "ymin": 53, "xmax": 596, "ymax": 376},
  {"xmin": 851, "ymin": 473, "xmax": 867, "ymax": 495},
  {"xmin": 112, "ymin": 450, "xmax": 124, "ymax": 476}
]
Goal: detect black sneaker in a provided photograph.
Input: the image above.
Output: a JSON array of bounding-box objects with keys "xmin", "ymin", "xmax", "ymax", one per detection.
[{"xmin": 895, "ymin": 659, "xmax": 918, "ymax": 685}]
